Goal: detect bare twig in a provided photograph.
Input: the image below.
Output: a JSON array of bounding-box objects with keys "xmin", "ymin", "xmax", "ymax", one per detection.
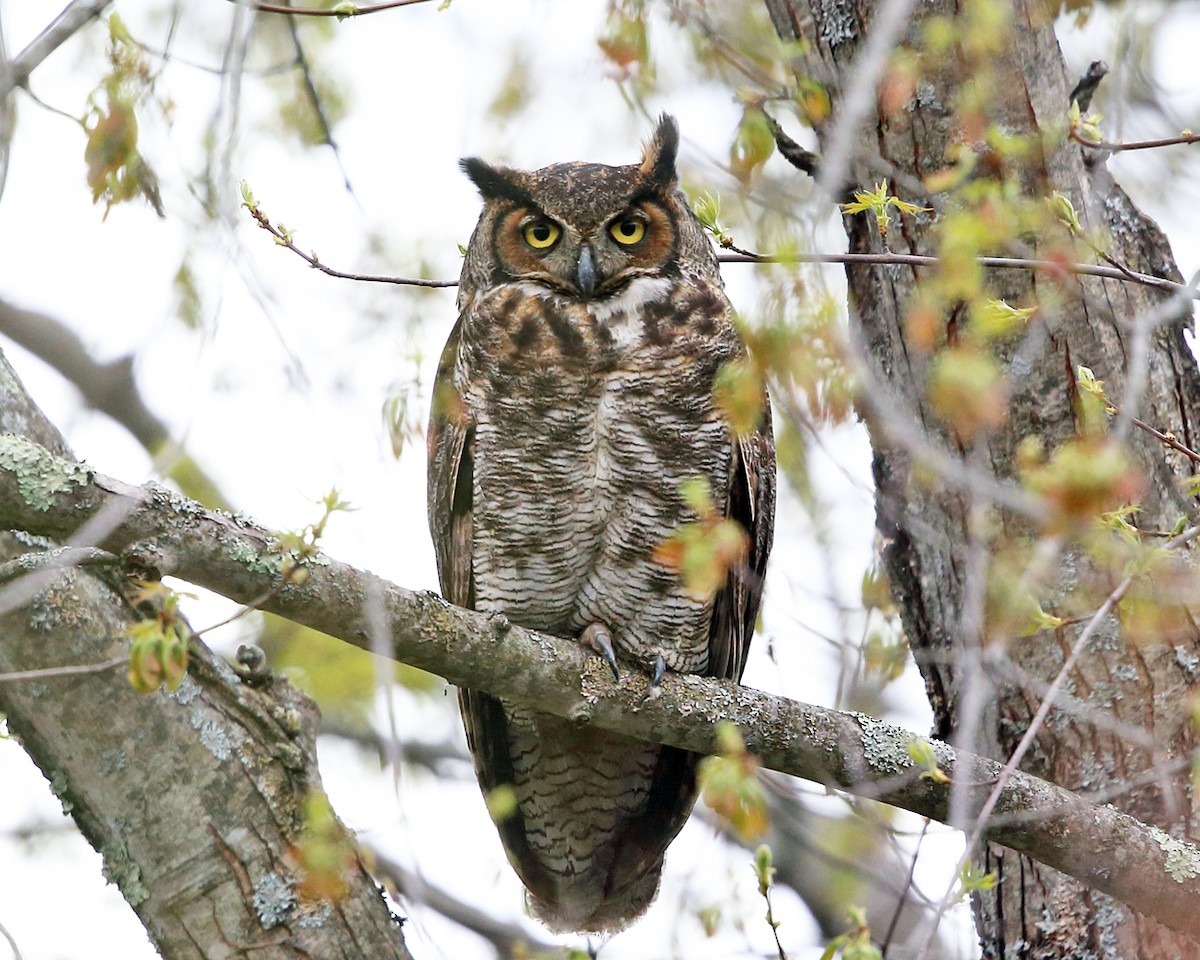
[
  {"xmin": 243, "ymin": 193, "xmax": 456, "ymax": 288},
  {"xmin": 881, "ymin": 819, "xmax": 930, "ymax": 958},
  {"xmin": 280, "ymin": 3, "xmax": 358, "ymax": 198},
  {"xmin": 1, "ymin": 0, "xmax": 112, "ymax": 100},
  {"xmin": 369, "ymin": 848, "xmax": 560, "ymax": 957},
  {"xmin": 716, "ymin": 250, "xmax": 1200, "ymax": 300},
  {"xmin": 1072, "ymin": 128, "xmax": 1200, "ymax": 154},
  {"xmin": 228, "ymin": 0, "xmax": 438, "ymax": 17},
  {"xmin": 0, "ymin": 916, "xmax": 22, "ymax": 960},
  {"xmin": 0, "ymin": 656, "xmax": 127, "ymax": 684},
  {"xmin": 912, "ymin": 524, "xmax": 1200, "ymax": 960}
]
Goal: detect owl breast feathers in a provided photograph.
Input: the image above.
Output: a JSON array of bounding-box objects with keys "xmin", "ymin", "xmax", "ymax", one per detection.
[{"xmin": 427, "ymin": 114, "xmax": 775, "ymax": 933}]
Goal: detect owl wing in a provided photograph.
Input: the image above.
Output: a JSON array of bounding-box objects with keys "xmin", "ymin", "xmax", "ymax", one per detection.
[
  {"xmin": 427, "ymin": 316, "xmax": 474, "ymax": 611},
  {"xmin": 707, "ymin": 407, "xmax": 776, "ymax": 682},
  {"xmin": 427, "ymin": 316, "xmax": 565, "ymax": 896}
]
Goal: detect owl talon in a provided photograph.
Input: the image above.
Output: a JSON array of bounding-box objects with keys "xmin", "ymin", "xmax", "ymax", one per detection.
[
  {"xmin": 581, "ymin": 623, "xmax": 619, "ymax": 680},
  {"xmin": 651, "ymin": 654, "xmax": 666, "ymax": 688}
]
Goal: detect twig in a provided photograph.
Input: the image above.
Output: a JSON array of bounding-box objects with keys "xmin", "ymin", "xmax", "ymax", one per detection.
[
  {"xmin": 1126, "ymin": 415, "xmax": 1200, "ymax": 464},
  {"xmin": 717, "ymin": 250, "xmax": 1200, "ymax": 300},
  {"xmin": 881, "ymin": 819, "xmax": 930, "ymax": 958},
  {"xmin": 242, "ymin": 194, "xmax": 456, "ymax": 288},
  {"xmin": 0, "ymin": 656, "xmax": 127, "ymax": 684},
  {"xmin": 1072, "ymin": 128, "xmax": 1200, "ymax": 153},
  {"xmin": 228, "ymin": 0, "xmax": 438, "ymax": 17},
  {"xmin": 369, "ymin": 848, "xmax": 560, "ymax": 957},
  {"xmin": 0, "ymin": 916, "xmax": 22, "ymax": 960},
  {"xmin": 2, "ymin": 0, "xmax": 112, "ymax": 100},
  {"xmin": 281, "ymin": 4, "xmax": 357, "ymax": 198},
  {"xmin": 912, "ymin": 523, "xmax": 1200, "ymax": 960}
]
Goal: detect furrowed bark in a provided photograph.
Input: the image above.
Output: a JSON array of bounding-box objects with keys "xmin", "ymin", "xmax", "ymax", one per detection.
[{"xmin": 766, "ymin": 0, "xmax": 1200, "ymax": 954}]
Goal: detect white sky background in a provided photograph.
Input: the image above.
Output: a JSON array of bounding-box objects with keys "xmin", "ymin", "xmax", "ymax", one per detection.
[{"xmin": 0, "ymin": 1, "xmax": 1198, "ymax": 959}]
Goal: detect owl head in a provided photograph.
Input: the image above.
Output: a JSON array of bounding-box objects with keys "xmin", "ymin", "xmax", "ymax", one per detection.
[{"xmin": 457, "ymin": 114, "xmax": 717, "ymax": 304}]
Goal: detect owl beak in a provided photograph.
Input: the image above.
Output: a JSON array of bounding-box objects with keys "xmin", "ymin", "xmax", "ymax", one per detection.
[{"xmin": 576, "ymin": 244, "xmax": 597, "ymax": 297}]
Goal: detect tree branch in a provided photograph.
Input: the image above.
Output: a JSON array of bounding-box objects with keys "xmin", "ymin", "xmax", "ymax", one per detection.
[
  {"xmin": 2, "ymin": 435, "xmax": 1199, "ymax": 940},
  {"xmin": 229, "ymin": 0, "xmax": 438, "ymax": 17},
  {"xmin": 0, "ymin": 297, "xmax": 231, "ymax": 509},
  {"xmin": 1, "ymin": 0, "xmax": 112, "ymax": 100}
]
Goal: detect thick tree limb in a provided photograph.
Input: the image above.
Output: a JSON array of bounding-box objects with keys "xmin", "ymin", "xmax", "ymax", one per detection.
[
  {"xmin": 0, "ymin": 364, "xmax": 412, "ymax": 958},
  {"xmin": 2, "ymin": 435, "xmax": 1200, "ymax": 941}
]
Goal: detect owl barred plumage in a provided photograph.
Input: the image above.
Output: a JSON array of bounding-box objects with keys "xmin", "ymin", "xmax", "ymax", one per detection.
[{"xmin": 427, "ymin": 115, "xmax": 775, "ymax": 932}]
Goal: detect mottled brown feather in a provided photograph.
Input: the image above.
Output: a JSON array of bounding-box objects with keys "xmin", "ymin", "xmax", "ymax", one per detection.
[{"xmin": 427, "ymin": 114, "xmax": 776, "ymax": 933}]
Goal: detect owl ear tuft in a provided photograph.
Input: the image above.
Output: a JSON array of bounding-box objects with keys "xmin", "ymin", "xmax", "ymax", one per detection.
[
  {"xmin": 639, "ymin": 114, "xmax": 680, "ymax": 188},
  {"xmin": 460, "ymin": 158, "xmax": 536, "ymax": 206}
]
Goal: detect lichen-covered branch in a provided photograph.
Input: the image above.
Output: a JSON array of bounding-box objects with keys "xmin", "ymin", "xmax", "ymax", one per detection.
[
  {"xmin": 0, "ymin": 356, "xmax": 412, "ymax": 959},
  {"xmin": 1, "ymin": 434, "xmax": 1199, "ymax": 940}
]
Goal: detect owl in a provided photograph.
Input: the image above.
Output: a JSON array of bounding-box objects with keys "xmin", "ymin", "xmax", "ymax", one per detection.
[{"xmin": 427, "ymin": 114, "xmax": 775, "ymax": 933}]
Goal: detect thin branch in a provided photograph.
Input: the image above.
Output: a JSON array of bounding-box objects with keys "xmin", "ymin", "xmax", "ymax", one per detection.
[
  {"xmin": 228, "ymin": 0, "xmax": 438, "ymax": 17},
  {"xmin": 1072, "ymin": 128, "xmax": 1200, "ymax": 154},
  {"xmin": 1, "ymin": 0, "xmax": 112, "ymax": 100},
  {"xmin": 716, "ymin": 250, "xmax": 1200, "ymax": 300},
  {"xmin": 1126, "ymin": 415, "xmax": 1200, "ymax": 464},
  {"xmin": 0, "ymin": 298, "xmax": 232, "ymax": 510},
  {"xmin": 0, "ymin": 916, "xmax": 22, "ymax": 960},
  {"xmin": 243, "ymin": 194, "xmax": 456, "ymax": 288},
  {"xmin": 242, "ymin": 204, "xmax": 1200, "ymax": 305},
  {"xmin": 881, "ymin": 819, "xmax": 930, "ymax": 958},
  {"xmin": 281, "ymin": 3, "xmax": 358, "ymax": 198},
  {"xmin": 3, "ymin": 438, "xmax": 1200, "ymax": 941},
  {"xmin": 914, "ymin": 524, "xmax": 1200, "ymax": 960},
  {"xmin": 0, "ymin": 656, "xmax": 127, "ymax": 684},
  {"xmin": 369, "ymin": 849, "xmax": 560, "ymax": 957}
]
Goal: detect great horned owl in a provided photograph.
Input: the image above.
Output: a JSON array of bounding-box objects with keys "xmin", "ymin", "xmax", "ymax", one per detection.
[{"xmin": 427, "ymin": 114, "xmax": 775, "ymax": 933}]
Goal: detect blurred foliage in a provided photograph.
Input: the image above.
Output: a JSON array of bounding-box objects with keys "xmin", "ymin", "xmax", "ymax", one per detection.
[
  {"xmin": 83, "ymin": 15, "xmax": 163, "ymax": 218},
  {"xmin": 124, "ymin": 580, "xmax": 192, "ymax": 693},
  {"xmin": 293, "ymin": 789, "xmax": 357, "ymax": 902},
  {"xmin": 820, "ymin": 906, "xmax": 882, "ymax": 960},
  {"xmin": 699, "ymin": 722, "xmax": 768, "ymax": 842},
  {"xmin": 259, "ymin": 612, "xmax": 439, "ymax": 728},
  {"xmin": 653, "ymin": 477, "xmax": 750, "ymax": 600}
]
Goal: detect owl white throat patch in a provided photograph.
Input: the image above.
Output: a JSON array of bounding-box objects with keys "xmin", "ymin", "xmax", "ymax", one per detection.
[{"xmin": 586, "ymin": 276, "xmax": 674, "ymax": 346}]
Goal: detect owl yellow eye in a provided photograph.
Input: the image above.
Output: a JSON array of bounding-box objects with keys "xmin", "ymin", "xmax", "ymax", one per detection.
[
  {"xmin": 522, "ymin": 221, "xmax": 561, "ymax": 250},
  {"xmin": 610, "ymin": 219, "xmax": 646, "ymax": 245}
]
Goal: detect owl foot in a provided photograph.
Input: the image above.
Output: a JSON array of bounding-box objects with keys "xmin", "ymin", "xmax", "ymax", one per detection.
[
  {"xmin": 580, "ymin": 622, "xmax": 619, "ymax": 680},
  {"xmin": 647, "ymin": 654, "xmax": 666, "ymax": 699}
]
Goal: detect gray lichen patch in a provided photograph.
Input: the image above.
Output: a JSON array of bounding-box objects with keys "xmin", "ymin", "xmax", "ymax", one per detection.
[
  {"xmin": 253, "ymin": 872, "xmax": 296, "ymax": 928},
  {"xmin": 0, "ymin": 434, "xmax": 92, "ymax": 511},
  {"xmin": 102, "ymin": 841, "xmax": 150, "ymax": 906},
  {"xmin": 50, "ymin": 770, "xmax": 74, "ymax": 813},
  {"xmin": 817, "ymin": 0, "xmax": 856, "ymax": 46},
  {"xmin": 228, "ymin": 538, "xmax": 285, "ymax": 577},
  {"xmin": 855, "ymin": 714, "xmax": 953, "ymax": 776},
  {"xmin": 1149, "ymin": 825, "xmax": 1200, "ymax": 882},
  {"xmin": 190, "ymin": 712, "xmax": 246, "ymax": 762}
]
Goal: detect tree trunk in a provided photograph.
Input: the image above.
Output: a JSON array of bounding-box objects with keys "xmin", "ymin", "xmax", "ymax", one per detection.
[
  {"xmin": 0, "ymin": 351, "xmax": 410, "ymax": 959},
  {"xmin": 766, "ymin": 0, "xmax": 1200, "ymax": 955}
]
